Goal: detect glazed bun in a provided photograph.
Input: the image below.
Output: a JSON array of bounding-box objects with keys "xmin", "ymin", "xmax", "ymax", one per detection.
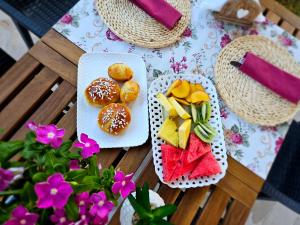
[
  {"xmin": 98, "ymin": 103, "xmax": 131, "ymax": 135},
  {"xmin": 108, "ymin": 63, "xmax": 133, "ymax": 81},
  {"xmin": 85, "ymin": 78, "xmax": 120, "ymax": 107},
  {"xmin": 120, "ymin": 80, "xmax": 140, "ymax": 103}
]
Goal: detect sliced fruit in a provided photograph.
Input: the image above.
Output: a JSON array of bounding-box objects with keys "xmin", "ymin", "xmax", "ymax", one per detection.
[
  {"xmin": 189, "ymin": 152, "xmax": 221, "ymax": 179},
  {"xmin": 166, "ymin": 80, "xmax": 182, "ymax": 96},
  {"xmin": 161, "ymin": 144, "xmax": 182, "ymax": 181},
  {"xmin": 199, "ymin": 123, "xmax": 216, "ymax": 137},
  {"xmin": 171, "ymin": 80, "xmax": 190, "ymax": 98},
  {"xmin": 178, "ymin": 119, "xmax": 192, "ymax": 149},
  {"xmin": 172, "ymin": 152, "xmax": 198, "ymax": 180},
  {"xmin": 191, "ymin": 104, "xmax": 198, "ymax": 123},
  {"xmin": 190, "ymin": 83, "xmax": 205, "ymax": 93},
  {"xmin": 174, "ymin": 97, "xmax": 190, "ymax": 106},
  {"xmin": 156, "ymin": 93, "xmax": 178, "ymax": 117},
  {"xmin": 186, "ymin": 133, "xmax": 211, "ymax": 164},
  {"xmin": 189, "ymin": 91, "xmax": 210, "ymax": 104},
  {"xmin": 168, "ymin": 97, "xmax": 191, "ymax": 120},
  {"xmin": 194, "ymin": 125, "xmax": 213, "ymax": 143},
  {"xmin": 158, "ymin": 118, "xmax": 179, "ymax": 147}
]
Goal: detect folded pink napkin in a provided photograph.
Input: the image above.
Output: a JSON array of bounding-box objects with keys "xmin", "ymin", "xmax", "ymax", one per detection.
[
  {"xmin": 130, "ymin": 0, "xmax": 182, "ymax": 30},
  {"xmin": 240, "ymin": 52, "xmax": 300, "ymax": 104}
]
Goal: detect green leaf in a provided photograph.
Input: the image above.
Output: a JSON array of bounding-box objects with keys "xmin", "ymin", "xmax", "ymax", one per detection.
[
  {"xmin": 20, "ymin": 182, "xmax": 36, "ymax": 203},
  {"xmin": 32, "ymin": 172, "xmax": 48, "ymax": 183},
  {"xmin": 65, "ymin": 196, "xmax": 79, "ymax": 221},
  {"xmin": 56, "ymin": 141, "xmax": 72, "ymax": 157},
  {"xmin": 152, "ymin": 205, "xmax": 177, "ymax": 218},
  {"xmin": 44, "ymin": 151, "xmax": 56, "ymax": 169},
  {"xmin": 128, "ymin": 194, "xmax": 152, "ymax": 220},
  {"xmin": 0, "ymin": 140, "xmax": 24, "ymax": 163},
  {"xmin": 65, "ymin": 169, "xmax": 87, "ymax": 181},
  {"xmin": 141, "ymin": 183, "xmax": 151, "ymax": 211},
  {"xmin": 87, "ymin": 155, "xmax": 99, "ymax": 177},
  {"xmin": 25, "ymin": 132, "xmax": 36, "ymax": 143},
  {"xmin": 73, "ymin": 176, "xmax": 100, "ymax": 193},
  {"xmin": 68, "ymin": 152, "xmax": 81, "ymax": 159},
  {"xmin": 40, "ymin": 209, "xmax": 52, "ymax": 225},
  {"xmin": 152, "ymin": 219, "xmax": 173, "ymax": 225}
]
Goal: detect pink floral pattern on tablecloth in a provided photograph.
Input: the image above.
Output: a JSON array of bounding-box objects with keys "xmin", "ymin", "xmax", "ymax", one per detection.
[{"xmin": 53, "ymin": 0, "xmax": 300, "ymax": 179}]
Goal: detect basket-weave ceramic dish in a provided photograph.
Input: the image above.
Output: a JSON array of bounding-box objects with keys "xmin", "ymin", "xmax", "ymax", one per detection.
[
  {"xmin": 215, "ymin": 35, "xmax": 300, "ymax": 126},
  {"xmin": 96, "ymin": 0, "xmax": 190, "ymax": 48}
]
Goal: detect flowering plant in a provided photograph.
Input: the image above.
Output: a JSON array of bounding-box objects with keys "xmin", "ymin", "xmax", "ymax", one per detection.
[{"xmin": 0, "ymin": 122, "xmax": 135, "ymax": 225}]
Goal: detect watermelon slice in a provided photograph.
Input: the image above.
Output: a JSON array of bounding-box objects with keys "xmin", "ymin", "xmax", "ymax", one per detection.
[
  {"xmin": 189, "ymin": 151, "xmax": 221, "ymax": 179},
  {"xmin": 161, "ymin": 144, "xmax": 182, "ymax": 182},
  {"xmin": 186, "ymin": 133, "xmax": 211, "ymax": 164}
]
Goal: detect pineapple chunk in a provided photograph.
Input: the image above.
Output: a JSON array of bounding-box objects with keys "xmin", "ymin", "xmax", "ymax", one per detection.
[
  {"xmin": 179, "ymin": 119, "xmax": 192, "ymax": 149},
  {"xmin": 168, "ymin": 97, "xmax": 191, "ymax": 120},
  {"xmin": 156, "ymin": 93, "xmax": 178, "ymax": 117},
  {"xmin": 158, "ymin": 118, "xmax": 179, "ymax": 147}
]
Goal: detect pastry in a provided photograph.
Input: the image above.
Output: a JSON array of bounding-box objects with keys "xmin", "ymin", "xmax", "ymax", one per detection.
[
  {"xmin": 85, "ymin": 78, "xmax": 120, "ymax": 107},
  {"xmin": 108, "ymin": 63, "xmax": 133, "ymax": 81},
  {"xmin": 98, "ymin": 103, "xmax": 131, "ymax": 135},
  {"xmin": 120, "ymin": 80, "xmax": 140, "ymax": 103}
]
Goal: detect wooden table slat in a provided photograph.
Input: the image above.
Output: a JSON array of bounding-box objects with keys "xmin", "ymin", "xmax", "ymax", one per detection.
[
  {"xmin": 0, "ymin": 54, "xmax": 40, "ymax": 107},
  {"xmin": 170, "ymin": 187, "xmax": 209, "ymax": 225},
  {"xmin": 158, "ymin": 184, "xmax": 181, "ymax": 205},
  {"xmin": 223, "ymin": 200, "xmax": 251, "ymax": 225},
  {"xmin": 42, "ymin": 29, "xmax": 84, "ymax": 65},
  {"xmin": 29, "ymin": 42, "xmax": 77, "ymax": 86},
  {"xmin": 11, "ymin": 80, "xmax": 76, "ymax": 140},
  {"xmin": 216, "ymin": 172, "xmax": 257, "ymax": 208},
  {"xmin": 0, "ymin": 68, "xmax": 59, "ymax": 140},
  {"xmin": 280, "ymin": 21, "xmax": 296, "ymax": 34},
  {"xmin": 195, "ymin": 187, "xmax": 231, "ymax": 225},
  {"xmin": 265, "ymin": 10, "xmax": 281, "ymax": 24}
]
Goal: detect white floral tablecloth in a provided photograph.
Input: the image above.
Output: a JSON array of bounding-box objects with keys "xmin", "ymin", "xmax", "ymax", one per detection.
[{"xmin": 54, "ymin": 0, "xmax": 300, "ymax": 179}]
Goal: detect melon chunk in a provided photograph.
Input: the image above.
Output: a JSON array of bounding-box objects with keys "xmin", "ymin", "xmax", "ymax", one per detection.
[
  {"xmin": 156, "ymin": 93, "xmax": 178, "ymax": 117},
  {"xmin": 178, "ymin": 119, "xmax": 192, "ymax": 149},
  {"xmin": 158, "ymin": 118, "xmax": 178, "ymax": 147},
  {"xmin": 168, "ymin": 97, "xmax": 191, "ymax": 120}
]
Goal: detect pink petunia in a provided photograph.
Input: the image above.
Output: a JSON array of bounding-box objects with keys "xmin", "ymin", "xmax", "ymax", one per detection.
[
  {"xmin": 112, "ymin": 171, "xmax": 135, "ymax": 198},
  {"xmin": 73, "ymin": 133, "xmax": 100, "ymax": 159},
  {"xmin": 89, "ymin": 192, "xmax": 114, "ymax": 219},
  {"xmin": 50, "ymin": 209, "xmax": 71, "ymax": 225},
  {"xmin": 75, "ymin": 192, "xmax": 90, "ymax": 215},
  {"xmin": 34, "ymin": 173, "xmax": 73, "ymax": 209},
  {"xmin": 0, "ymin": 168, "xmax": 14, "ymax": 191},
  {"xmin": 35, "ymin": 124, "xmax": 65, "ymax": 148},
  {"xmin": 4, "ymin": 205, "xmax": 38, "ymax": 225},
  {"xmin": 69, "ymin": 160, "xmax": 80, "ymax": 170},
  {"xmin": 25, "ymin": 121, "xmax": 38, "ymax": 132}
]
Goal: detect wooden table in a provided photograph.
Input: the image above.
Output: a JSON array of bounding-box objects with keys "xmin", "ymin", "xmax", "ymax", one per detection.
[{"xmin": 1, "ymin": 1, "xmax": 299, "ymax": 224}]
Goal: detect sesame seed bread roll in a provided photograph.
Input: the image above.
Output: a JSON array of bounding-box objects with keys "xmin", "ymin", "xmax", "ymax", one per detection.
[
  {"xmin": 85, "ymin": 78, "xmax": 120, "ymax": 107},
  {"xmin": 108, "ymin": 63, "xmax": 133, "ymax": 81},
  {"xmin": 98, "ymin": 103, "xmax": 131, "ymax": 135}
]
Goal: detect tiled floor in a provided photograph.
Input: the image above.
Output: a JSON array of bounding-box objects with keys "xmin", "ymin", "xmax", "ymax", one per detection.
[{"xmin": 1, "ymin": 9, "xmax": 300, "ymax": 224}]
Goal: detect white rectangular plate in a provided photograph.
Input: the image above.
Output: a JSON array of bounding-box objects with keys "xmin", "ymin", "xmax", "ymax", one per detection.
[{"xmin": 77, "ymin": 53, "xmax": 149, "ymax": 148}]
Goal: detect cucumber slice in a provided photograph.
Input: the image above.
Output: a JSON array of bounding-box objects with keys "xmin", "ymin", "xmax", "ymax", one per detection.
[{"xmin": 191, "ymin": 104, "xmax": 198, "ymax": 123}]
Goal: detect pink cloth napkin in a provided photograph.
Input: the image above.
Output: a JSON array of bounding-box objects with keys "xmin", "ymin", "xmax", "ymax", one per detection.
[
  {"xmin": 129, "ymin": 0, "xmax": 182, "ymax": 30},
  {"xmin": 240, "ymin": 52, "xmax": 300, "ymax": 104}
]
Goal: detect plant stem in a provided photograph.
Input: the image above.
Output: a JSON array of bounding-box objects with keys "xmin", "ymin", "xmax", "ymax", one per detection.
[{"xmin": 0, "ymin": 189, "xmax": 21, "ymax": 196}]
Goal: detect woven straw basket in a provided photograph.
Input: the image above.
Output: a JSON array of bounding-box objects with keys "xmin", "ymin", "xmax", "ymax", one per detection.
[
  {"xmin": 215, "ymin": 35, "xmax": 300, "ymax": 126},
  {"xmin": 96, "ymin": 0, "xmax": 190, "ymax": 48}
]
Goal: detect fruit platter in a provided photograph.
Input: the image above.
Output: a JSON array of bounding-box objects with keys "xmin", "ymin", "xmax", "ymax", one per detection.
[{"xmin": 148, "ymin": 75, "xmax": 227, "ymax": 188}]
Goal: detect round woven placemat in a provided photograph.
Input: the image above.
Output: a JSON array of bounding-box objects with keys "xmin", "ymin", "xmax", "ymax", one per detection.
[
  {"xmin": 215, "ymin": 35, "xmax": 300, "ymax": 126},
  {"xmin": 96, "ymin": 0, "xmax": 190, "ymax": 48}
]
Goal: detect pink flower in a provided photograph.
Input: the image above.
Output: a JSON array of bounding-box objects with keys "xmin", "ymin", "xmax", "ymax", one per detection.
[
  {"xmin": 249, "ymin": 29, "xmax": 259, "ymax": 35},
  {"xmin": 92, "ymin": 216, "xmax": 108, "ymax": 225},
  {"xmin": 220, "ymin": 34, "xmax": 232, "ymax": 48},
  {"xmin": 220, "ymin": 108, "xmax": 228, "ymax": 119},
  {"xmin": 75, "ymin": 192, "xmax": 90, "ymax": 215},
  {"xmin": 275, "ymin": 137, "xmax": 284, "ymax": 154},
  {"xmin": 60, "ymin": 14, "xmax": 73, "ymax": 24},
  {"xmin": 69, "ymin": 160, "xmax": 80, "ymax": 170},
  {"xmin": 73, "ymin": 133, "xmax": 100, "ymax": 159},
  {"xmin": 35, "ymin": 124, "xmax": 65, "ymax": 148},
  {"xmin": 89, "ymin": 192, "xmax": 114, "ymax": 219},
  {"xmin": 4, "ymin": 205, "xmax": 38, "ymax": 225},
  {"xmin": 34, "ymin": 173, "xmax": 73, "ymax": 209},
  {"xmin": 182, "ymin": 27, "xmax": 192, "ymax": 37},
  {"xmin": 50, "ymin": 209, "xmax": 70, "ymax": 225},
  {"xmin": 112, "ymin": 171, "xmax": 135, "ymax": 198},
  {"xmin": 105, "ymin": 29, "xmax": 122, "ymax": 41},
  {"xmin": 279, "ymin": 36, "xmax": 293, "ymax": 46},
  {"xmin": 26, "ymin": 121, "xmax": 38, "ymax": 131},
  {"xmin": 77, "ymin": 214, "xmax": 91, "ymax": 225},
  {"xmin": 0, "ymin": 168, "xmax": 14, "ymax": 191},
  {"xmin": 231, "ymin": 133, "xmax": 243, "ymax": 145}
]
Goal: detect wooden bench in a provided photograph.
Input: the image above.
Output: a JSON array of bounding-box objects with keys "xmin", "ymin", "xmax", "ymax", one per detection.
[{"xmin": 0, "ymin": 0, "xmax": 299, "ymax": 224}]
